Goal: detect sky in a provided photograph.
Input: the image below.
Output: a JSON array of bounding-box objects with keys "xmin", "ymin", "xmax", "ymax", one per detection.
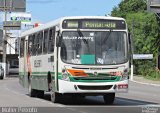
[
  {"xmin": 26, "ymin": 0, "xmax": 121, "ymax": 23},
  {"xmin": 0, "ymin": 0, "xmax": 121, "ymax": 37}
]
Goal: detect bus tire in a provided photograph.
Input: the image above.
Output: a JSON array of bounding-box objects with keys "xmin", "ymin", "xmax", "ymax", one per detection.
[
  {"xmin": 51, "ymin": 91, "xmax": 61, "ymax": 103},
  {"xmin": 103, "ymin": 93, "xmax": 115, "ymax": 105}
]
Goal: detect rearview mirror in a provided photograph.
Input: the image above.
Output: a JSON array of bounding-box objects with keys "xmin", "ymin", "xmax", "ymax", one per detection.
[{"xmin": 56, "ymin": 31, "xmax": 62, "ymax": 47}]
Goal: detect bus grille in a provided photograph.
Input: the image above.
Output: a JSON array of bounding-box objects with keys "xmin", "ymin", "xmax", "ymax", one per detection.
[
  {"xmin": 77, "ymin": 85, "xmax": 113, "ymax": 90},
  {"xmin": 73, "ymin": 76, "xmax": 117, "ymax": 81}
]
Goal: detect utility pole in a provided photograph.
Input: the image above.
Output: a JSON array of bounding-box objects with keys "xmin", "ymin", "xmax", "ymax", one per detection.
[
  {"xmin": 0, "ymin": 0, "xmax": 26, "ymax": 79},
  {"xmin": 130, "ymin": 20, "xmax": 135, "ymax": 81},
  {"xmin": 2, "ymin": 0, "xmax": 7, "ymax": 78}
]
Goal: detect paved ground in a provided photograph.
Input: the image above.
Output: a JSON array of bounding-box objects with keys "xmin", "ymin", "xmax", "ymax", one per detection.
[{"xmin": 0, "ymin": 75, "xmax": 159, "ymax": 113}]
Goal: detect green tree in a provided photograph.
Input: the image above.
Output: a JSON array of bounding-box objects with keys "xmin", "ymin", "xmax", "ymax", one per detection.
[
  {"xmin": 111, "ymin": 0, "xmax": 147, "ymax": 18},
  {"xmin": 110, "ymin": 0, "xmax": 160, "ymax": 78}
]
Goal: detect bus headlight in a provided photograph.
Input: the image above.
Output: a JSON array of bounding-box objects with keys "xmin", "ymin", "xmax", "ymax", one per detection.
[
  {"xmin": 62, "ymin": 69, "xmax": 70, "ymax": 81},
  {"xmin": 121, "ymin": 69, "xmax": 129, "ymax": 80}
]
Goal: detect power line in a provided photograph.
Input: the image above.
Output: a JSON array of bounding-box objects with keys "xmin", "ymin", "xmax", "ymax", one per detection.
[{"xmin": 0, "ymin": 39, "xmax": 16, "ymax": 50}]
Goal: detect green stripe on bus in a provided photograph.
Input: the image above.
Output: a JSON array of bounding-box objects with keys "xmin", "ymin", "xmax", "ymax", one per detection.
[{"xmin": 19, "ymin": 71, "xmax": 120, "ymax": 82}]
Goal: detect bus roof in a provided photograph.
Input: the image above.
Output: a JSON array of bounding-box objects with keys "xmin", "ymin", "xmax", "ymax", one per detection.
[
  {"xmin": 20, "ymin": 16, "xmax": 125, "ymax": 38},
  {"xmin": 61, "ymin": 16, "xmax": 125, "ymax": 20}
]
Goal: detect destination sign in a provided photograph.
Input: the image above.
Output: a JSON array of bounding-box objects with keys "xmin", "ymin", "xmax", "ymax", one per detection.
[
  {"xmin": 66, "ymin": 21, "xmax": 78, "ymax": 28},
  {"xmin": 82, "ymin": 21, "xmax": 116, "ymax": 29},
  {"xmin": 62, "ymin": 19, "xmax": 126, "ymax": 29}
]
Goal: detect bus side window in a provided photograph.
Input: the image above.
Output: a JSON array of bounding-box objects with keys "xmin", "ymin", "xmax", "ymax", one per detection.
[
  {"xmin": 48, "ymin": 27, "xmax": 55, "ymax": 53},
  {"xmin": 43, "ymin": 30, "xmax": 49, "ymax": 54},
  {"xmin": 37, "ymin": 31, "xmax": 43, "ymax": 55},
  {"xmin": 20, "ymin": 38, "xmax": 25, "ymax": 57},
  {"xmin": 32, "ymin": 34, "xmax": 36, "ymax": 56},
  {"xmin": 28, "ymin": 35, "xmax": 32, "ymax": 55}
]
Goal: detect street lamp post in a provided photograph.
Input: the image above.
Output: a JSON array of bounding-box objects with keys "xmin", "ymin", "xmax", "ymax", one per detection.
[{"xmin": 130, "ymin": 20, "xmax": 135, "ymax": 81}]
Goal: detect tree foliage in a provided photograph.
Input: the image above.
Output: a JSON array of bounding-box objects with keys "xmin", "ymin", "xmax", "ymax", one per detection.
[
  {"xmin": 111, "ymin": 0, "xmax": 147, "ymax": 18},
  {"xmin": 110, "ymin": 0, "xmax": 160, "ymax": 77}
]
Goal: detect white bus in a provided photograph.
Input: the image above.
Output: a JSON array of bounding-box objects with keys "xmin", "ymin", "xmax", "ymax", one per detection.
[{"xmin": 19, "ymin": 16, "xmax": 130, "ymax": 104}]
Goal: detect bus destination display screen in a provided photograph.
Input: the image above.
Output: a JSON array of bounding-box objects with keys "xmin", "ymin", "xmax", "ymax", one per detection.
[{"xmin": 62, "ymin": 19, "xmax": 126, "ymax": 29}]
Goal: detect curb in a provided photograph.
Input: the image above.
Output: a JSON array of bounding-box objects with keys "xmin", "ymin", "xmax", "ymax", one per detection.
[{"xmin": 130, "ymin": 80, "xmax": 160, "ymax": 87}]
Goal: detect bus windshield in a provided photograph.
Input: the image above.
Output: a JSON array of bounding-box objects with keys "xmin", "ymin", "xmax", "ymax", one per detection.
[{"xmin": 61, "ymin": 31, "xmax": 128, "ymax": 65}]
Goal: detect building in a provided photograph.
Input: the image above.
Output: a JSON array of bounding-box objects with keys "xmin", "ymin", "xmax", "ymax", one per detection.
[{"xmin": 0, "ymin": 29, "xmax": 19, "ymax": 74}]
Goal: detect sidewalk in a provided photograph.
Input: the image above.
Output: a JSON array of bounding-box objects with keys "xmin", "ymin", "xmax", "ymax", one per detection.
[{"xmin": 132, "ymin": 75, "xmax": 160, "ymax": 86}]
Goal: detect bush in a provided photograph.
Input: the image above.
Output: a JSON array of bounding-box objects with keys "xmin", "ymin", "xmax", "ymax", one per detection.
[
  {"xmin": 150, "ymin": 71, "xmax": 160, "ymax": 79},
  {"xmin": 133, "ymin": 60, "xmax": 160, "ymax": 80},
  {"xmin": 134, "ymin": 60, "xmax": 155, "ymax": 76},
  {"xmin": 145, "ymin": 69, "xmax": 160, "ymax": 80}
]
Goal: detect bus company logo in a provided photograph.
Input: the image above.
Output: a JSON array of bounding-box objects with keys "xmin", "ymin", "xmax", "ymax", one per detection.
[
  {"xmin": 142, "ymin": 106, "xmax": 159, "ymax": 113},
  {"xmin": 94, "ymin": 72, "xmax": 98, "ymax": 76},
  {"xmin": 90, "ymin": 68, "xmax": 102, "ymax": 70}
]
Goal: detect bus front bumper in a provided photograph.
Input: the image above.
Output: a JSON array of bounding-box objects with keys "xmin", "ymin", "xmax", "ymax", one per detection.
[{"xmin": 58, "ymin": 80, "xmax": 128, "ymax": 94}]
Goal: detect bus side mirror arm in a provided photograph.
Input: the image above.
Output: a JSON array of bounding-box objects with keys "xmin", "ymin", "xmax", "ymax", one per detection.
[
  {"xmin": 128, "ymin": 32, "xmax": 133, "ymax": 54},
  {"xmin": 128, "ymin": 33, "xmax": 131, "ymax": 44}
]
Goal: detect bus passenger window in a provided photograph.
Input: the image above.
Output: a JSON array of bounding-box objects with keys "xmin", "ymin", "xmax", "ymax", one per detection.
[
  {"xmin": 43, "ymin": 30, "xmax": 49, "ymax": 54},
  {"xmin": 28, "ymin": 35, "xmax": 32, "ymax": 55},
  {"xmin": 20, "ymin": 38, "xmax": 25, "ymax": 57},
  {"xmin": 32, "ymin": 34, "xmax": 36, "ymax": 56},
  {"xmin": 37, "ymin": 32, "xmax": 43, "ymax": 55},
  {"xmin": 36, "ymin": 33, "xmax": 39, "ymax": 55},
  {"xmin": 48, "ymin": 28, "xmax": 55, "ymax": 53}
]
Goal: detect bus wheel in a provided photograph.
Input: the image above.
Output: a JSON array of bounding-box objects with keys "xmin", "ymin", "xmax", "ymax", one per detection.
[
  {"xmin": 51, "ymin": 91, "xmax": 61, "ymax": 103},
  {"xmin": 103, "ymin": 93, "xmax": 115, "ymax": 105},
  {"xmin": 28, "ymin": 81, "xmax": 37, "ymax": 97}
]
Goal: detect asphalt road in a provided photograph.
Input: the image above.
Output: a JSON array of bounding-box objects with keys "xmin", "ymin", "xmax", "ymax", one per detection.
[{"xmin": 0, "ymin": 76, "xmax": 159, "ymax": 113}]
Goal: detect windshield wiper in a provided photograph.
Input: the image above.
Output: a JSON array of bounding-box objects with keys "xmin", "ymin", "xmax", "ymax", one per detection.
[
  {"xmin": 77, "ymin": 29, "xmax": 91, "ymax": 53},
  {"xmin": 77, "ymin": 29, "xmax": 88, "ymax": 44},
  {"xmin": 103, "ymin": 29, "xmax": 113, "ymax": 44}
]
